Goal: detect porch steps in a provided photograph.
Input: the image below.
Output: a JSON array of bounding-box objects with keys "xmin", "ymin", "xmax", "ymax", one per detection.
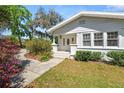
[{"xmin": 53, "ymin": 51, "xmax": 70, "ymax": 58}]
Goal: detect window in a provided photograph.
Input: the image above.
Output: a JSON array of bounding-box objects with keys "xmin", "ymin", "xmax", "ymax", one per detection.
[
  {"xmin": 83, "ymin": 33, "xmax": 91, "ymax": 46},
  {"xmin": 107, "ymin": 32, "xmax": 118, "ymax": 46},
  {"xmin": 67, "ymin": 39, "xmax": 70, "ymax": 45},
  {"xmin": 94, "ymin": 33, "xmax": 103, "ymax": 46},
  {"xmin": 63, "ymin": 38, "xmax": 65, "ymax": 46},
  {"xmin": 72, "ymin": 38, "xmax": 74, "ymax": 44}
]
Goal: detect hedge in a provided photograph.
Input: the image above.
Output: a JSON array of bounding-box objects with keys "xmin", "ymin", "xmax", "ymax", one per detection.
[{"xmin": 75, "ymin": 50, "xmax": 102, "ymax": 61}]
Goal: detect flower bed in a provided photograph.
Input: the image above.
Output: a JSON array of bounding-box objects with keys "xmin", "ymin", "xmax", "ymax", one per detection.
[{"xmin": 0, "ymin": 38, "xmax": 22, "ymax": 88}]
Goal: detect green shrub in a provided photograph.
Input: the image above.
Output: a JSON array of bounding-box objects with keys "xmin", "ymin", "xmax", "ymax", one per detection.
[
  {"xmin": 25, "ymin": 39, "xmax": 52, "ymax": 55},
  {"xmin": 75, "ymin": 51, "xmax": 102, "ymax": 61},
  {"xmin": 110, "ymin": 60, "xmax": 124, "ymax": 66},
  {"xmin": 75, "ymin": 51, "xmax": 92, "ymax": 61},
  {"xmin": 40, "ymin": 55, "xmax": 49, "ymax": 62},
  {"xmin": 107, "ymin": 51, "xmax": 124, "ymax": 61},
  {"xmin": 90, "ymin": 52, "xmax": 102, "ymax": 61},
  {"xmin": 107, "ymin": 51, "xmax": 124, "ymax": 66}
]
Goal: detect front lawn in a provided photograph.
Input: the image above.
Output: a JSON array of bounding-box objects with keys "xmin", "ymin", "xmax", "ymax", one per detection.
[{"xmin": 27, "ymin": 59, "xmax": 124, "ymax": 88}]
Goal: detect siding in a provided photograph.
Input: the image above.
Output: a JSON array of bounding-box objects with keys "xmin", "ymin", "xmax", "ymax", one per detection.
[{"xmin": 53, "ymin": 16, "xmax": 124, "ymax": 49}]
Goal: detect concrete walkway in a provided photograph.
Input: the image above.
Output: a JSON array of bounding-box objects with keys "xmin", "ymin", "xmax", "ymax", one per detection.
[{"xmin": 11, "ymin": 49, "xmax": 64, "ymax": 88}]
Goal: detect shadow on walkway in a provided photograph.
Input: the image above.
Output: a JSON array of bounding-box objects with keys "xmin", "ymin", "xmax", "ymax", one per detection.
[{"xmin": 10, "ymin": 59, "xmax": 31, "ymax": 88}]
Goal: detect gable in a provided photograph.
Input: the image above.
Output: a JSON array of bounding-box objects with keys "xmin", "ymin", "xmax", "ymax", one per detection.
[
  {"xmin": 48, "ymin": 11, "xmax": 124, "ymax": 33},
  {"xmin": 52, "ymin": 16, "xmax": 124, "ymax": 35}
]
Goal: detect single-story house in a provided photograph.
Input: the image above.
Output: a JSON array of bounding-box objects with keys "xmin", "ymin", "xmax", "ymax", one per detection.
[{"xmin": 48, "ymin": 11, "xmax": 124, "ymax": 58}]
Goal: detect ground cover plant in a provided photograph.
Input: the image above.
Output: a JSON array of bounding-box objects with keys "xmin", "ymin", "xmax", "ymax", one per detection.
[{"xmin": 0, "ymin": 38, "xmax": 22, "ymax": 87}]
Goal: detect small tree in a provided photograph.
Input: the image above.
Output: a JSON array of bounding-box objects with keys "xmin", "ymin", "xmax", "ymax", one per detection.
[
  {"xmin": 0, "ymin": 6, "xmax": 32, "ymax": 47},
  {"xmin": 9, "ymin": 6, "xmax": 32, "ymax": 47}
]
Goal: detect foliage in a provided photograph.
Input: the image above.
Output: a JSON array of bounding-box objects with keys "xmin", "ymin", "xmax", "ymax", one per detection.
[
  {"xmin": 75, "ymin": 51, "xmax": 102, "ymax": 61},
  {"xmin": 0, "ymin": 5, "xmax": 32, "ymax": 47},
  {"xmin": 9, "ymin": 5, "xmax": 32, "ymax": 47},
  {"xmin": 0, "ymin": 6, "xmax": 11, "ymax": 29},
  {"xmin": 75, "ymin": 51, "xmax": 92, "ymax": 61},
  {"xmin": 25, "ymin": 39, "xmax": 52, "ymax": 57},
  {"xmin": 40, "ymin": 55, "xmax": 49, "ymax": 62},
  {"xmin": 0, "ymin": 38, "xmax": 22, "ymax": 87},
  {"xmin": 34, "ymin": 7, "xmax": 63, "ymax": 39},
  {"xmin": 107, "ymin": 51, "xmax": 124, "ymax": 66},
  {"xmin": 26, "ymin": 19, "xmax": 37, "ymax": 40},
  {"xmin": 9, "ymin": 35, "xmax": 19, "ymax": 45},
  {"xmin": 90, "ymin": 52, "xmax": 102, "ymax": 61}
]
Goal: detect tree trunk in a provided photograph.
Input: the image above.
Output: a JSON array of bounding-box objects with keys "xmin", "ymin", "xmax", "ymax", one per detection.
[
  {"xmin": 29, "ymin": 32, "xmax": 32, "ymax": 40},
  {"xmin": 45, "ymin": 30, "xmax": 47, "ymax": 40},
  {"xmin": 18, "ymin": 36, "xmax": 23, "ymax": 48}
]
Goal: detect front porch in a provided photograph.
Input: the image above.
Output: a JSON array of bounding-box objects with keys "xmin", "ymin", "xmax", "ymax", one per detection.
[{"xmin": 52, "ymin": 34, "xmax": 77, "ymax": 58}]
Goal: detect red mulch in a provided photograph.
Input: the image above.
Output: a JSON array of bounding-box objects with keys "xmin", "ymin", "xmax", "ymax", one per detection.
[{"xmin": 25, "ymin": 53, "xmax": 40, "ymax": 61}]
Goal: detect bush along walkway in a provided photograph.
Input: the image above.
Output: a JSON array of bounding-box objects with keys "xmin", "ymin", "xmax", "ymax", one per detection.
[{"xmin": 11, "ymin": 49, "xmax": 64, "ymax": 88}]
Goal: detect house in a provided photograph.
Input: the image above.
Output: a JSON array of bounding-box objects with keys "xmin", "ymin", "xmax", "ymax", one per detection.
[{"xmin": 48, "ymin": 11, "xmax": 124, "ymax": 58}]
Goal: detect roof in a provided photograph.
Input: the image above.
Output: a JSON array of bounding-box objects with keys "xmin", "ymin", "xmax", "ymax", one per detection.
[{"xmin": 48, "ymin": 11, "xmax": 124, "ymax": 33}]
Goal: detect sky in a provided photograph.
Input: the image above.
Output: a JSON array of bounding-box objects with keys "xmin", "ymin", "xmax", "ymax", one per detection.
[
  {"xmin": 2, "ymin": 5, "xmax": 124, "ymax": 35},
  {"xmin": 25, "ymin": 5, "xmax": 124, "ymax": 20}
]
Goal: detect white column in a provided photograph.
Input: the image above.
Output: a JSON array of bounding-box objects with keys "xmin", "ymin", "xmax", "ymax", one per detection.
[
  {"xmin": 118, "ymin": 31, "xmax": 122, "ymax": 48},
  {"xmin": 91, "ymin": 32, "xmax": 94, "ymax": 47},
  {"xmin": 70, "ymin": 44, "xmax": 77, "ymax": 55},
  {"xmin": 77, "ymin": 33, "xmax": 82, "ymax": 48},
  {"xmin": 52, "ymin": 36, "xmax": 58, "ymax": 52},
  {"xmin": 52, "ymin": 36, "xmax": 56, "ymax": 44},
  {"xmin": 103, "ymin": 32, "xmax": 107, "ymax": 48}
]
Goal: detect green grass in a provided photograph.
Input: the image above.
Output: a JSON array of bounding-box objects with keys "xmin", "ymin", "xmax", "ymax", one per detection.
[{"xmin": 27, "ymin": 59, "xmax": 124, "ymax": 88}]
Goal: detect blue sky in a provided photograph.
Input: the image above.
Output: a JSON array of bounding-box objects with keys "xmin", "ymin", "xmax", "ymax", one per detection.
[
  {"xmin": 2, "ymin": 5, "xmax": 124, "ymax": 35},
  {"xmin": 25, "ymin": 5, "xmax": 124, "ymax": 20}
]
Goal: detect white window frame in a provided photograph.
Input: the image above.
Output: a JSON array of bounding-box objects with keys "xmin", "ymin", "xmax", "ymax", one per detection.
[
  {"xmin": 78, "ymin": 31, "xmax": 121, "ymax": 49},
  {"xmin": 83, "ymin": 33, "xmax": 91, "ymax": 46},
  {"xmin": 94, "ymin": 32, "xmax": 103, "ymax": 46},
  {"xmin": 107, "ymin": 32, "xmax": 118, "ymax": 47}
]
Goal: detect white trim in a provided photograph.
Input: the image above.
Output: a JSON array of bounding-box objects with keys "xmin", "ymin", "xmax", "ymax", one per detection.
[
  {"xmin": 118, "ymin": 31, "xmax": 122, "ymax": 48},
  {"xmin": 77, "ymin": 47, "xmax": 124, "ymax": 50},
  {"xmin": 103, "ymin": 32, "xmax": 107, "ymax": 48},
  {"xmin": 78, "ymin": 31, "xmax": 120, "ymax": 49},
  {"xmin": 91, "ymin": 32, "xmax": 94, "ymax": 47},
  {"xmin": 48, "ymin": 11, "xmax": 124, "ymax": 33}
]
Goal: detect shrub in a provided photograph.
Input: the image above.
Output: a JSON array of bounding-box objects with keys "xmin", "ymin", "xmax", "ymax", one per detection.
[
  {"xmin": 107, "ymin": 51, "xmax": 124, "ymax": 66},
  {"xmin": 40, "ymin": 55, "xmax": 49, "ymax": 62},
  {"xmin": 0, "ymin": 38, "xmax": 21, "ymax": 87},
  {"xmin": 107, "ymin": 51, "xmax": 124, "ymax": 61},
  {"xmin": 25, "ymin": 39, "xmax": 52, "ymax": 61},
  {"xmin": 25, "ymin": 39, "xmax": 52, "ymax": 55},
  {"xmin": 75, "ymin": 51, "xmax": 92, "ymax": 61},
  {"xmin": 75, "ymin": 51, "xmax": 102, "ymax": 61},
  {"xmin": 90, "ymin": 52, "xmax": 102, "ymax": 61}
]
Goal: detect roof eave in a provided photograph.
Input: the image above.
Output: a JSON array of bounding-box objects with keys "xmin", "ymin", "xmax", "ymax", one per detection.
[{"xmin": 48, "ymin": 11, "xmax": 124, "ymax": 33}]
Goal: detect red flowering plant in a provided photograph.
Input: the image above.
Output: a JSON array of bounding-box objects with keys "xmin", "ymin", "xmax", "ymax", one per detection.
[{"xmin": 0, "ymin": 38, "xmax": 22, "ymax": 88}]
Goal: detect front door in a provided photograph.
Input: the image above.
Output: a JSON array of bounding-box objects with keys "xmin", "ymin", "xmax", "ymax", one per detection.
[
  {"xmin": 58, "ymin": 34, "xmax": 76, "ymax": 51},
  {"xmin": 61, "ymin": 36, "xmax": 70, "ymax": 51},
  {"xmin": 61, "ymin": 35, "xmax": 71, "ymax": 51}
]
